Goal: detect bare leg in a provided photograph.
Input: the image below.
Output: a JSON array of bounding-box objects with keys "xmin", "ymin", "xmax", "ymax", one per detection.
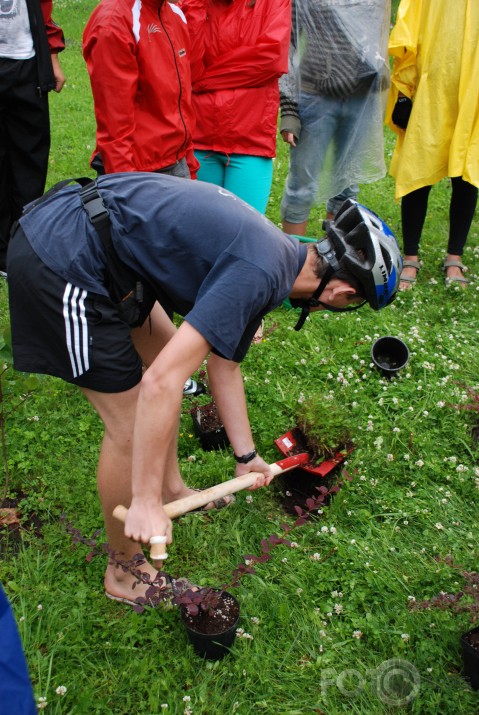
[
  {"xmin": 282, "ymin": 219, "xmax": 308, "ymax": 236},
  {"xmin": 80, "ymin": 385, "xmax": 161, "ymax": 599}
]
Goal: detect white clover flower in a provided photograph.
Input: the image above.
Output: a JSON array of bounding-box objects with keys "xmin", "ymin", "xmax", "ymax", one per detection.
[
  {"xmin": 37, "ymin": 604, "xmax": 43, "ymax": 611},
  {"xmin": 330, "ymin": 526, "xmax": 337, "ymax": 534},
  {"xmin": 250, "ymin": 617, "xmax": 260, "ymax": 625},
  {"xmin": 415, "ymin": 459, "xmax": 424, "ymax": 467},
  {"xmin": 19, "ymin": 616, "xmax": 25, "ymax": 622},
  {"xmin": 55, "ymin": 686, "xmax": 67, "ymax": 696},
  {"xmin": 321, "ymin": 526, "xmax": 329, "ymax": 533},
  {"xmin": 296, "ymin": 588, "xmax": 303, "ymax": 595},
  {"xmin": 387, "ymin": 454, "xmax": 394, "ymax": 461},
  {"xmin": 311, "ymin": 553, "xmax": 321, "ymax": 561},
  {"xmin": 183, "ymin": 695, "xmax": 191, "ymax": 702},
  {"xmin": 403, "ymin": 454, "xmax": 410, "ymax": 461},
  {"xmin": 353, "ymin": 630, "xmax": 363, "ymax": 639},
  {"xmin": 350, "ymin": 539, "xmax": 356, "ymax": 544},
  {"xmin": 392, "ymin": 426, "xmax": 400, "ymax": 433},
  {"xmin": 187, "ymin": 455, "xmax": 196, "ymax": 462},
  {"xmin": 435, "ymin": 522, "xmax": 444, "ymax": 530},
  {"xmin": 373, "ymin": 437, "xmax": 383, "ymax": 449},
  {"xmin": 38, "ymin": 698, "xmax": 48, "ymax": 710},
  {"xmin": 407, "ymin": 596, "xmax": 416, "ymax": 603},
  {"xmin": 401, "ymin": 633, "xmax": 410, "ymax": 642},
  {"xmin": 245, "ymin": 495, "xmax": 253, "ymax": 503},
  {"xmin": 281, "ymin": 557, "xmax": 288, "ymax": 563},
  {"xmin": 334, "ymin": 603, "xmax": 344, "ymax": 614}
]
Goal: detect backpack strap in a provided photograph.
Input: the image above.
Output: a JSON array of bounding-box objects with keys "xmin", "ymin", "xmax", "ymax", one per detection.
[{"xmin": 78, "ymin": 180, "xmax": 155, "ymax": 327}]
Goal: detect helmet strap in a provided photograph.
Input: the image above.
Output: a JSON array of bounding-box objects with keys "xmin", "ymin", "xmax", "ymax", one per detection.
[{"xmin": 293, "ymin": 264, "xmax": 335, "ymax": 331}]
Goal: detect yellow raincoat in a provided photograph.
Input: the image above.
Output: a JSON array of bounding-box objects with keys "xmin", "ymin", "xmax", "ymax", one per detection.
[{"xmin": 385, "ymin": 0, "xmax": 479, "ymax": 200}]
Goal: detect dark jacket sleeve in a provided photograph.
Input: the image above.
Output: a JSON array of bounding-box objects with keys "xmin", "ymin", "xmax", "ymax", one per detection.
[{"xmin": 27, "ymin": 0, "xmax": 65, "ymax": 93}]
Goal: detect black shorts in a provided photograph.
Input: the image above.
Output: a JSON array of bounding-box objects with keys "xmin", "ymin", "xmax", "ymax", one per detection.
[{"xmin": 7, "ymin": 228, "xmax": 143, "ymax": 393}]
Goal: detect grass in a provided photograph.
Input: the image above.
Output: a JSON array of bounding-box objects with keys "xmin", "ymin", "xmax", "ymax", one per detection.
[{"xmin": 1, "ymin": 0, "xmax": 479, "ymax": 713}]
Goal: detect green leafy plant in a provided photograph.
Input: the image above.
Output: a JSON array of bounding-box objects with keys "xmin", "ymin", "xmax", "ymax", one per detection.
[
  {"xmin": 294, "ymin": 393, "xmax": 355, "ymax": 459},
  {"xmin": 410, "ymin": 556, "xmax": 479, "ymax": 624}
]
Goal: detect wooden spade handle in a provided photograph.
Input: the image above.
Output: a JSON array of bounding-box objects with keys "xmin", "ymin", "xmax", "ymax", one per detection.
[{"xmin": 113, "ymin": 453, "xmax": 310, "ymax": 559}]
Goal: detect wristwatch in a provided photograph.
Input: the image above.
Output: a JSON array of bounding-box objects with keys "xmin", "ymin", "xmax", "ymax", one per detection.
[{"xmin": 233, "ymin": 449, "xmax": 257, "ymax": 464}]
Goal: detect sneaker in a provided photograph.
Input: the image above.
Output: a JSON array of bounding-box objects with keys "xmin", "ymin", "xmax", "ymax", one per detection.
[
  {"xmin": 0, "ymin": 270, "xmax": 7, "ymax": 279},
  {"xmin": 183, "ymin": 378, "xmax": 206, "ymax": 397}
]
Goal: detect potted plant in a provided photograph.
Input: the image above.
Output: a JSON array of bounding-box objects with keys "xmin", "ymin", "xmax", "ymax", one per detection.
[
  {"xmin": 174, "ymin": 587, "xmax": 240, "ymax": 660},
  {"xmin": 190, "ymin": 400, "xmax": 229, "ymax": 451},
  {"xmin": 410, "ymin": 556, "xmax": 479, "ymax": 690}
]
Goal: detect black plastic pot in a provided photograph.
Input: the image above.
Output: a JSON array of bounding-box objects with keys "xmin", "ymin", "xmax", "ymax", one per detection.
[
  {"xmin": 461, "ymin": 626, "xmax": 479, "ymax": 690},
  {"xmin": 181, "ymin": 591, "xmax": 240, "ymax": 660},
  {"xmin": 191, "ymin": 403, "xmax": 229, "ymax": 451},
  {"xmin": 371, "ymin": 336, "xmax": 409, "ymax": 378}
]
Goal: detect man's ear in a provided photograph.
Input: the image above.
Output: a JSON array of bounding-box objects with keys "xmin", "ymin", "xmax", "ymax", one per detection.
[{"xmin": 329, "ymin": 281, "xmax": 357, "ymax": 299}]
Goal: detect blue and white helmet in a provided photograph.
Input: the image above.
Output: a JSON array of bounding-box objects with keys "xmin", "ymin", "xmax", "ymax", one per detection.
[{"xmin": 325, "ymin": 200, "xmax": 402, "ymax": 310}]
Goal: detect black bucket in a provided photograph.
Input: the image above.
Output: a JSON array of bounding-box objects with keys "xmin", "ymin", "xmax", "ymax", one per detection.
[{"xmin": 371, "ymin": 337, "xmax": 409, "ymax": 379}]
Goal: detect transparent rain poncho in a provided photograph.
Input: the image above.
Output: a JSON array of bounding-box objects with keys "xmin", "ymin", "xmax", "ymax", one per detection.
[{"xmin": 280, "ymin": 0, "xmax": 391, "ymax": 204}]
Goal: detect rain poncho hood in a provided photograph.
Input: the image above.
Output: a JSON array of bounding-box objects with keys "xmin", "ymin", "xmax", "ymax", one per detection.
[{"xmin": 386, "ymin": 0, "xmax": 479, "ymax": 199}]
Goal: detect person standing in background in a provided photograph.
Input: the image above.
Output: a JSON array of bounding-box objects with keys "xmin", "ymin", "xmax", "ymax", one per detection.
[
  {"xmin": 386, "ymin": 0, "xmax": 479, "ymax": 290},
  {"xmin": 83, "ymin": 0, "xmax": 205, "ymax": 395},
  {"xmin": 83, "ymin": 0, "xmax": 199, "ymax": 180},
  {"xmin": 279, "ymin": 0, "xmax": 391, "ymax": 236},
  {"xmin": 0, "ymin": 0, "xmax": 65, "ymax": 274},
  {"xmin": 182, "ymin": 0, "xmax": 291, "ymax": 214}
]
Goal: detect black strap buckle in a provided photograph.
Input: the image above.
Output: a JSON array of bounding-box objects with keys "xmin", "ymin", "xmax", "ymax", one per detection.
[{"xmin": 79, "ymin": 182, "xmax": 110, "ymax": 228}]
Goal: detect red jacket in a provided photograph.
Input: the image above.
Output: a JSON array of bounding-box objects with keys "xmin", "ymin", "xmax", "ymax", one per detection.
[
  {"xmin": 40, "ymin": 0, "xmax": 64, "ymax": 52},
  {"xmin": 83, "ymin": 0, "xmax": 199, "ymax": 176},
  {"xmin": 182, "ymin": 0, "xmax": 291, "ymax": 158}
]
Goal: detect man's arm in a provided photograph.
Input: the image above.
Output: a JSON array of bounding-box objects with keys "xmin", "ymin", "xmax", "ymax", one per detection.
[
  {"xmin": 50, "ymin": 52, "xmax": 65, "ymax": 93},
  {"xmin": 206, "ymin": 353, "xmax": 273, "ymax": 488},
  {"xmin": 125, "ymin": 322, "xmax": 211, "ymax": 545}
]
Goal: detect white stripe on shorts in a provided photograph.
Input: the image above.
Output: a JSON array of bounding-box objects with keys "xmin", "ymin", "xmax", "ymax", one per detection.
[{"xmin": 63, "ymin": 283, "xmax": 90, "ymax": 378}]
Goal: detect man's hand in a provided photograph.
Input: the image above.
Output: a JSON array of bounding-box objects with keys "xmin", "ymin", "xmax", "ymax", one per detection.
[
  {"xmin": 281, "ymin": 130, "xmax": 297, "ymax": 147},
  {"xmin": 235, "ymin": 454, "xmax": 274, "ymax": 490},
  {"xmin": 124, "ymin": 498, "xmax": 173, "ymax": 546},
  {"xmin": 51, "ymin": 53, "xmax": 66, "ymax": 93}
]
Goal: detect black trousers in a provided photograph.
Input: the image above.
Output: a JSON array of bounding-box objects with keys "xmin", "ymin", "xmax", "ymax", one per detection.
[
  {"xmin": 0, "ymin": 57, "xmax": 50, "ymax": 271},
  {"xmin": 401, "ymin": 177, "xmax": 478, "ymax": 256}
]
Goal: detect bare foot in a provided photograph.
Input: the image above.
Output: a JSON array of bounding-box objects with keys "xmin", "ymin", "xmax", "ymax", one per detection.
[{"xmin": 104, "ymin": 557, "xmax": 161, "ymax": 603}]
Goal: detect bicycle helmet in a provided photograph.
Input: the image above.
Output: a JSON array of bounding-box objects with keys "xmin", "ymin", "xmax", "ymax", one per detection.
[{"xmin": 293, "ymin": 199, "xmax": 402, "ymax": 330}]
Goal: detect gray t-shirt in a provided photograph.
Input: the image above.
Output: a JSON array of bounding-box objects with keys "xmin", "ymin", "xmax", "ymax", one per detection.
[
  {"xmin": 0, "ymin": 0, "xmax": 34, "ymax": 59},
  {"xmin": 20, "ymin": 173, "xmax": 307, "ymax": 361}
]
